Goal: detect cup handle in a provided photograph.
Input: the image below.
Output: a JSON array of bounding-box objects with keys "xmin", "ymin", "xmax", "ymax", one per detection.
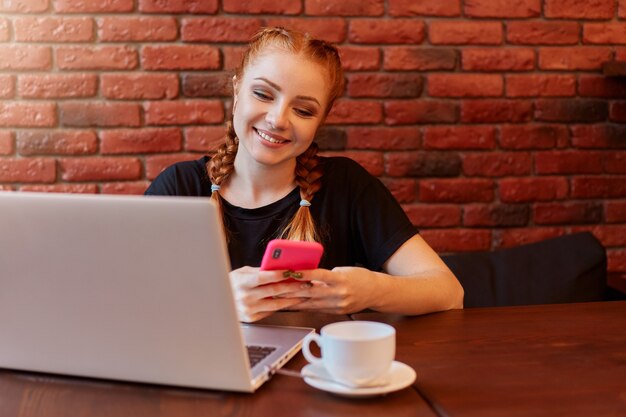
[{"xmin": 301, "ymin": 332, "xmax": 324, "ymax": 367}]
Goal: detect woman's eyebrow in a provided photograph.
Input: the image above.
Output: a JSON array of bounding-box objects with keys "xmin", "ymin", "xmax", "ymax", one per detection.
[{"xmin": 254, "ymin": 77, "xmax": 321, "ymax": 106}]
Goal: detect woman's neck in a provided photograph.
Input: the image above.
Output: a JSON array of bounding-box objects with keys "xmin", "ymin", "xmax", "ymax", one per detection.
[{"xmin": 220, "ymin": 155, "xmax": 297, "ymax": 209}]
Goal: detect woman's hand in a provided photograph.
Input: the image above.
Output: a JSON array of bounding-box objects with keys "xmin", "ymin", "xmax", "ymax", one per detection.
[
  {"xmin": 286, "ymin": 266, "xmax": 381, "ymax": 314},
  {"xmin": 229, "ymin": 266, "xmax": 312, "ymax": 323}
]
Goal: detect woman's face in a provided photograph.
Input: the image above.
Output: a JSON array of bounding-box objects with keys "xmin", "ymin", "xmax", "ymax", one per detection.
[{"xmin": 232, "ymin": 49, "xmax": 329, "ymax": 170}]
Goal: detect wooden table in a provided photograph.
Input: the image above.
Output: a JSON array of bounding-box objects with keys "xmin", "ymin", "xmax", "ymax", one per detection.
[
  {"xmin": 355, "ymin": 301, "xmax": 626, "ymax": 417},
  {"xmin": 2, "ymin": 303, "xmax": 625, "ymax": 417}
]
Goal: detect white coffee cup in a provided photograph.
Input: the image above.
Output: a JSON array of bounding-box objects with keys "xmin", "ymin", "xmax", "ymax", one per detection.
[{"xmin": 302, "ymin": 321, "xmax": 396, "ymax": 387}]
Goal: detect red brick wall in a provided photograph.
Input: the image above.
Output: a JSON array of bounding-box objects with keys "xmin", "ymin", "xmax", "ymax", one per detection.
[{"xmin": 1, "ymin": 0, "xmax": 625, "ymax": 279}]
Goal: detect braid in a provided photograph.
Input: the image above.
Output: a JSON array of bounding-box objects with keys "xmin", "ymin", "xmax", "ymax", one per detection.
[
  {"xmin": 206, "ymin": 121, "xmax": 238, "ymax": 240},
  {"xmin": 279, "ymin": 142, "xmax": 324, "ymax": 243}
]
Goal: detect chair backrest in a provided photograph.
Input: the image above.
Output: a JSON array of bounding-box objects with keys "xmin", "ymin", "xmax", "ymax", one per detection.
[{"xmin": 442, "ymin": 232, "xmax": 607, "ymax": 308}]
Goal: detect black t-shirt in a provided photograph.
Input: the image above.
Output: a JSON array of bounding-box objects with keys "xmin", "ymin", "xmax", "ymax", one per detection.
[{"xmin": 145, "ymin": 156, "xmax": 417, "ymax": 271}]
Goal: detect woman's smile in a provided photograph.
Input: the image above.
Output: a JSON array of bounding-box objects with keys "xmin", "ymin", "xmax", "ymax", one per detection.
[{"xmin": 254, "ymin": 127, "xmax": 290, "ymax": 145}]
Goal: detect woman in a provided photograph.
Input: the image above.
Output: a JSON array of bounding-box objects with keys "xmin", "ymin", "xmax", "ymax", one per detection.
[{"xmin": 146, "ymin": 27, "xmax": 464, "ymax": 322}]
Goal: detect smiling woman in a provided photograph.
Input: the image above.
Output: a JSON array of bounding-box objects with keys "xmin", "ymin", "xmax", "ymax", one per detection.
[{"xmin": 145, "ymin": 27, "xmax": 464, "ymax": 323}]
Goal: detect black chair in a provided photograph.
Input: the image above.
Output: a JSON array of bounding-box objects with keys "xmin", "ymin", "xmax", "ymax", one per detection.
[{"xmin": 442, "ymin": 232, "xmax": 608, "ymax": 308}]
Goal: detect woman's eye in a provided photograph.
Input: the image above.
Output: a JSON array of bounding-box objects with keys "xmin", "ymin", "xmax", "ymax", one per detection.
[
  {"xmin": 252, "ymin": 90, "xmax": 272, "ymax": 101},
  {"xmin": 295, "ymin": 108, "xmax": 315, "ymax": 117}
]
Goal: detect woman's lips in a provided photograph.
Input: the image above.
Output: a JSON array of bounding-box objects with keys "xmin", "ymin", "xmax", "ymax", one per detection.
[{"xmin": 255, "ymin": 128, "xmax": 289, "ymax": 144}]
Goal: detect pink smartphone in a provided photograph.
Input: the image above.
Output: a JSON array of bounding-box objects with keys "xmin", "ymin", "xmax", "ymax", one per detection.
[{"xmin": 260, "ymin": 239, "xmax": 323, "ymax": 282}]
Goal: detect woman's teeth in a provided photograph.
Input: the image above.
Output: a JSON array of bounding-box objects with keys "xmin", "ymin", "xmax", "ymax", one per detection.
[{"xmin": 257, "ymin": 129, "xmax": 286, "ymax": 144}]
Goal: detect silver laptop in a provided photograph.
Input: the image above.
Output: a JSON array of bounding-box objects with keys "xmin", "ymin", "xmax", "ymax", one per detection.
[{"xmin": 0, "ymin": 191, "xmax": 313, "ymax": 392}]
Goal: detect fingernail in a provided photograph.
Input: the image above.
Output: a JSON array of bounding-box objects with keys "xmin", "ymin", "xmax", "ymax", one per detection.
[
  {"xmin": 290, "ymin": 272, "xmax": 303, "ymax": 280},
  {"xmin": 282, "ymin": 270, "xmax": 294, "ymax": 278},
  {"xmin": 300, "ymin": 282, "xmax": 312, "ymax": 289}
]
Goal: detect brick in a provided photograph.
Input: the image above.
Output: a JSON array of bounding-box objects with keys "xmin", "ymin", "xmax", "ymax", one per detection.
[
  {"xmin": 606, "ymin": 201, "xmax": 626, "ymax": 223},
  {"xmin": 0, "ymin": 18, "xmax": 9, "ymax": 41},
  {"xmin": 101, "ymin": 128, "xmax": 182, "ymax": 154},
  {"xmin": 496, "ymin": 228, "xmax": 567, "ymax": 249},
  {"xmin": 403, "ymin": 205, "xmax": 461, "ymax": 228},
  {"xmin": 0, "ymin": 75, "xmax": 15, "ymax": 99},
  {"xmin": 101, "ymin": 73, "xmax": 179, "ymax": 100},
  {"xmin": 185, "ymin": 126, "xmax": 227, "ymax": 152},
  {"xmin": 181, "ymin": 18, "xmax": 262, "ymax": 42},
  {"xmin": 98, "ymin": 17, "xmax": 178, "ymax": 42},
  {"xmin": 20, "ymin": 184, "xmax": 97, "ymax": 193},
  {"xmin": 389, "ymin": 0, "xmax": 461, "ymax": 16},
  {"xmin": 102, "ymin": 182, "xmax": 151, "ymax": 195},
  {"xmin": 428, "ymin": 74, "xmax": 503, "ymax": 97},
  {"xmin": 534, "ymin": 202, "xmax": 603, "ymax": 225},
  {"xmin": 325, "ymin": 100, "xmax": 382, "ymax": 124},
  {"xmin": 305, "ymin": 0, "xmax": 384, "ymax": 16},
  {"xmin": 346, "ymin": 127, "xmax": 420, "ymax": 150},
  {"xmin": 315, "ymin": 127, "xmax": 347, "ymax": 151},
  {"xmin": 535, "ymin": 151, "xmax": 603, "ymax": 174},
  {"xmin": 60, "ymin": 157, "xmax": 142, "ymax": 182},
  {"xmin": 60, "ymin": 102, "xmax": 140, "ymax": 128},
  {"xmin": 499, "ymin": 177, "xmax": 568, "ymax": 203},
  {"xmin": 429, "ymin": 21, "xmax": 502, "ymax": 45},
  {"xmin": 465, "ymin": 0, "xmax": 540, "ymax": 18},
  {"xmin": 138, "ymin": 0, "xmax": 218, "ymax": 13},
  {"xmin": 17, "ymin": 130, "xmax": 97, "ymax": 155},
  {"xmin": 506, "ymin": 74, "xmax": 576, "ymax": 97},
  {"xmin": 464, "ymin": 204, "xmax": 530, "ymax": 227},
  {"xmin": 608, "ymin": 250, "xmax": 626, "ymax": 273},
  {"xmin": 0, "ymin": 185, "xmax": 14, "ymax": 191},
  {"xmin": 507, "ymin": 21, "xmax": 580, "ymax": 45},
  {"xmin": 545, "ymin": 0, "xmax": 615, "ymax": 19},
  {"xmin": 141, "ymin": 45, "xmax": 220, "ymax": 71},
  {"xmin": 610, "ymin": 102, "xmax": 626, "ymax": 122},
  {"xmin": 14, "ymin": 17, "xmax": 93, "ymax": 42},
  {"xmin": 0, "ymin": 131, "xmax": 14, "ymax": 155},
  {"xmin": 321, "ymin": 151, "xmax": 384, "ymax": 176},
  {"xmin": 570, "ymin": 225, "xmax": 626, "ymax": 247},
  {"xmin": 349, "ymin": 19, "xmax": 425, "ymax": 44},
  {"xmin": 348, "ymin": 73, "xmax": 423, "ymax": 98},
  {"xmin": 382, "ymin": 178, "xmax": 417, "ymax": 203},
  {"xmin": 383, "ymin": 47, "xmax": 456, "ymax": 71},
  {"xmin": 461, "ymin": 100, "xmax": 532, "ymax": 123},
  {"xmin": 57, "ymin": 46, "xmax": 137, "ymax": 70},
  {"xmin": 385, "ymin": 152, "xmax": 461, "ymax": 177},
  {"xmin": 579, "ymin": 76, "xmax": 626, "ymax": 98},
  {"xmin": 0, "ymin": 45, "xmax": 51, "ymax": 70},
  {"xmin": 584, "ymin": 23, "xmax": 626, "ymax": 45},
  {"xmin": 182, "ymin": 74, "xmax": 230, "ymax": 98},
  {"xmin": 552, "ymin": 173, "xmax": 614, "ymax": 202},
  {"xmin": 55, "ymin": 0, "xmax": 133, "ymax": 12},
  {"xmin": 222, "ymin": 46, "xmax": 247, "ymax": 71},
  {"xmin": 500, "ymin": 125, "xmax": 569, "ymax": 149},
  {"xmin": 535, "ymin": 99, "xmax": 607, "ymax": 123},
  {"xmin": 144, "ymin": 101, "xmax": 224, "ymax": 126},
  {"xmin": 420, "ymin": 229, "xmax": 492, "ymax": 252},
  {"xmin": 424, "ymin": 126, "xmax": 496, "ymax": 150},
  {"xmin": 462, "ymin": 49, "xmax": 535, "ymax": 71},
  {"xmin": 265, "ymin": 18, "xmax": 347, "ymax": 43},
  {"xmin": 0, "ymin": 0, "xmax": 48, "ymax": 12},
  {"xmin": 621, "ymin": 0, "xmax": 626, "ymax": 18},
  {"xmin": 572, "ymin": 125, "xmax": 626, "ymax": 149},
  {"xmin": 0, "ymin": 102, "xmax": 56, "ymax": 127},
  {"xmin": 338, "ymin": 46, "xmax": 381, "ymax": 71},
  {"xmin": 463, "ymin": 152, "xmax": 531, "ymax": 177},
  {"xmin": 18, "ymin": 74, "xmax": 97, "ymax": 99},
  {"xmin": 539, "ymin": 47, "xmax": 612, "ymax": 70},
  {"xmin": 420, "ymin": 178, "xmax": 494, "ymax": 203},
  {"xmin": 145, "ymin": 153, "xmax": 202, "ymax": 180},
  {"xmin": 385, "ymin": 100, "xmax": 457, "ymax": 125},
  {"xmin": 224, "ymin": 0, "xmax": 300, "ymax": 14},
  {"xmin": 605, "ymin": 153, "xmax": 626, "ymax": 174},
  {"xmin": 0, "ymin": 158, "xmax": 55, "ymax": 183}
]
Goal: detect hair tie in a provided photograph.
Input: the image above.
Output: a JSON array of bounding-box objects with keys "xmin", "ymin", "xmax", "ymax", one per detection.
[
  {"xmin": 211, "ymin": 184, "xmax": 221, "ymax": 193},
  {"xmin": 299, "ymin": 199, "xmax": 311, "ymax": 207}
]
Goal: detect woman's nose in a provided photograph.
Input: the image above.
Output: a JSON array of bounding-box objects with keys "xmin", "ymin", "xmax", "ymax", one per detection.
[{"xmin": 266, "ymin": 104, "xmax": 289, "ymax": 130}]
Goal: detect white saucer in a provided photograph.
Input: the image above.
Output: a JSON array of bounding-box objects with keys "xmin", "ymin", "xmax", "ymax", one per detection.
[{"xmin": 302, "ymin": 361, "xmax": 416, "ymax": 398}]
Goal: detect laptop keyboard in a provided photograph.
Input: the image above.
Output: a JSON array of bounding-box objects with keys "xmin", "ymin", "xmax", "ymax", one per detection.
[{"xmin": 246, "ymin": 345, "xmax": 277, "ymax": 368}]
